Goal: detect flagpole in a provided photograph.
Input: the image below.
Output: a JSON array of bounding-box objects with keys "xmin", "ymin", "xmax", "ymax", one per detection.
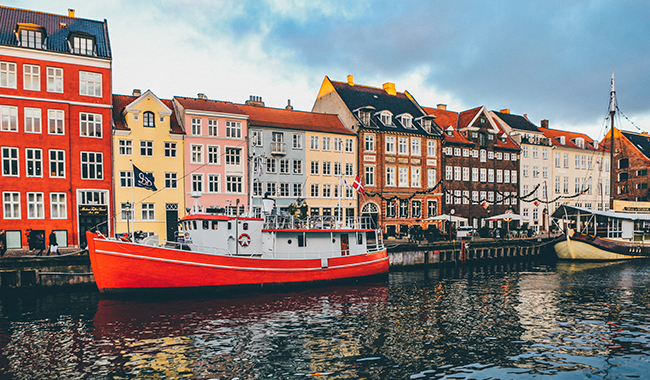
[{"xmin": 130, "ymin": 160, "xmax": 135, "ymax": 237}]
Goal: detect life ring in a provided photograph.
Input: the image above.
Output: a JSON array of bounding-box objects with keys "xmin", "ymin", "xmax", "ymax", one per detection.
[{"xmin": 238, "ymin": 233, "xmax": 251, "ymax": 247}]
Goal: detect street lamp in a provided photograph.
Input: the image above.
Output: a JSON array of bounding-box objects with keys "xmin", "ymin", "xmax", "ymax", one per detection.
[{"xmin": 449, "ymin": 209, "xmax": 455, "ymax": 241}]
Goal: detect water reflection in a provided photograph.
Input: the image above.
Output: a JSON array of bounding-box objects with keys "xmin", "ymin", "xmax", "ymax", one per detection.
[{"xmin": 2, "ymin": 261, "xmax": 650, "ymax": 379}]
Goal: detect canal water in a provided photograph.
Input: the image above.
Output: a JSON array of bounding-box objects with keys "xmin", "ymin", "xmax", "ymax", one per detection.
[{"xmin": 2, "ymin": 259, "xmax": 650, "ymax": 379}]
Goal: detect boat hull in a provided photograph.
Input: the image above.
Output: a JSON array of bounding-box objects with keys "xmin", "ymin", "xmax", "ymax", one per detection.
[
  {"xmin": 86, "ymin": 232, "xmax": 390, "ymax": 293},
  {"xmin": 554, "ymin": 232, "xmax": 650, "ymax": 261}
]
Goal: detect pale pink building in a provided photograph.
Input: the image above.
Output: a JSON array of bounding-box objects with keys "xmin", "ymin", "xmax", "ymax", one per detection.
[{"xmin": 174, "ymin": 95, "xmax": 249, "ymax": 212}]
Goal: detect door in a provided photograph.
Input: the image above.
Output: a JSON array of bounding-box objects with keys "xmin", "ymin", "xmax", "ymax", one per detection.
[
  {"xmin": 166, "ymin": 204, "xmax": 179, "ymax": 242},
  {"xmin": 79, "ymin": 214, "xmax": 108, "ymax": 248},
  {"xmin": 340, "ymin": 233, "xmax": 349, "ymax": 256}
]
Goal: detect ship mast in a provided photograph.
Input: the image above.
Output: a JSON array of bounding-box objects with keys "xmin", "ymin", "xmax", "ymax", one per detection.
[{"xmin": 609, "ymin": 72, "xmax": 616, "ymax": 209}]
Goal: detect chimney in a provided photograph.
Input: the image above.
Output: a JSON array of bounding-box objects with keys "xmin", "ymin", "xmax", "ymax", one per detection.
[
  {"xmin": 245, "ymin": 95, "xmax": 265, "ymax": 107},
  {"xmin": 437, "ymin": 104, "xmax": 447, "ymax": 111},
  {"xmin": 285, "ymin": 99, "xmax": 293, "ymax": 110},
  {"xmin": 500, "ymin": 109, "xmax": 510, "ymax": 114},
  {"xmin": 197, "ymin": 93, "xmax": 207, "ymax": 100},
  {"xmin": 132, "ymin": 89, "xmax": 141, "ymax": 97},
  {"xmin": 347, "ymin": 75, "xmax": 354, "ymax": 86},
  {"xmin": 540, "ymin": 119, "xmax": 549, "ymax": 128},
  {"xmin": 382, "ymin": 82, "xmax": 396, "ymax": 96},
  {"xmin": 68, "ymin": 9, "xmax": 75, "ymax": 18}
]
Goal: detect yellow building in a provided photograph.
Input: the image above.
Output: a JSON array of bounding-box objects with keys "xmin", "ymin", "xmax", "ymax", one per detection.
[
  {"xmin": 304, "ymin": 130, "xmax": 358, "ymax": 220},
  {"xmin": 112, "ymin": 90, "xmax": 185, "ymax": 241}
]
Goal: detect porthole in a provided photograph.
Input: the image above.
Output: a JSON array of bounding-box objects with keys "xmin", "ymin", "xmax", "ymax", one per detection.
[
  {"xmin": 332, "ymin": 239, "xmax": 336, "ymax": 243},
  {"xmin": 287, "ymin": 239, "xmax": 292, "ymax": 245}
]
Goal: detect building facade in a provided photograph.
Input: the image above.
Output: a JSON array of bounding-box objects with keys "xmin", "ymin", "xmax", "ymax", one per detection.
[
  {"xmin": 313, "ymin": 75, "xmax": 444, "ymax": 237},
  {"xmin": 174, "ymin": 95, "xmax": 249, "ymax": 213},
  {"xmin": 601, "ymin": 128, "xmax": 648, "ymax": 210},
  {"xmin": 112, "ymin": 90, "xmax": 185, "ymax": 241},
  {"xmin": 0, "ymin": 7, "xmax": 112, "ymax": 249}
]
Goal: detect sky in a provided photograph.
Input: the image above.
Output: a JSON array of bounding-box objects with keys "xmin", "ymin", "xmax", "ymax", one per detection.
[{"xmin": 8, "ymin": 0, "xmax": 650, "ymax": 140}]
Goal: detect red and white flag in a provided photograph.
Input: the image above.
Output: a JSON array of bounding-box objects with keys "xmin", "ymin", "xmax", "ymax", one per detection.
[{"xmin": 352, "ymin": 175, "xmax": 366, "ymax": 196}]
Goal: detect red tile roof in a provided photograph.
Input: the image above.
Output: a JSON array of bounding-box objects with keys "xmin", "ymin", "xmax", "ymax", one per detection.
[
  {"xmin": 457, "ymin": 106, "xmax": 482, "ymax": 129},
  {"xmin": 540, "ymin": 127, "xmax": 600, "ymax": 150},
  {"xmin": 237, "ymin": 104, "xmax": 354, "ymax": 135},
  {"xmin": 112, "ymin": 94, "xmax": 184, "ymax": 134},
  {"xmin": 423, "ymin": 106, "xmax": 469, "ymax": 144},
  {"xmin": 174, "ymin": 96, "xmax": 247, "ymax": 115}
]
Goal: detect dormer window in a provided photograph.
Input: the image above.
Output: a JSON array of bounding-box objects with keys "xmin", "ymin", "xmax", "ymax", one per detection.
[
  {"xmin": 488, "ymin": 133, "xmax": 494, "ymax": 140},
  {"xmin": 559, "ymin": 136, "xmax": 566, "ymax": 145},
  {"xmin": 143, "ymin": 111, "xmax": 155, "ymax": 127},
  {"xmin": 421, "ymin": 118, "xmax": 432, "ymax": 133},
  {"xmin": 575, "ymin": 137, "xmax": 585, "ymax": 149},
  {"xmin": 69, "ymin": 32, "xmax": 96, "ymax": 56},
  {"xmin": 379, "ymin": 111, "xmax": 393, "ymax": 126},
  {"xmin": 358, "ymin": 110, "xmax": 370, "ymax": 126},
  {"xmin": 593, "ymin": 140, "xmax": 599, "ymax": 149},
  {"xmin": 400, "ymin": 114, "xmax": 413, "ymax": 129},
  {"xmin": 446, "ymin": 126, "xmax": 454, "ymax": 136},
  {"xmin": 16, "ymin": 24, "xmax": 46, "ymax": 50}
]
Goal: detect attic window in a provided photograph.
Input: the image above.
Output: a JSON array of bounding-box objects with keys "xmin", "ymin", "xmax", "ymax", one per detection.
[
  {"xmin": 575, "ymin": 137, "xmax": 585, "ymax": 149},
  {"xmin": 69, "ymin": 32, "xmax": 96, "ymax": 56},
  {"xmin": 445, "ymin": 127, "xmax": 454, "ymax": 137},
  {"xmin": 400, "ymin": 114, "xmax": 413, "ymax": 129},
  {"xmin": 16, "ymin": 24, "xmax": 46, "ymax": 49},
  {"xmin": 143, "ymin": 111, "xmax": 155, "ymax": 127},
  {"xmin": 421, "ymin": 118, "xmax": 432, "ymax": 133},
  {"xmin": 559, "ymin": 136, "xmax": 566, "ymax": 145},
  {"xmin": 488, "ymin": 133, "xmax": 494, "ymax": 140},
  {"xmin": 379, "ymin": 111, "xmax": 393, "ymax": 126},
  {"xmin": 358, "ymin": 110, "xmax": 370, "ymax": 126}
]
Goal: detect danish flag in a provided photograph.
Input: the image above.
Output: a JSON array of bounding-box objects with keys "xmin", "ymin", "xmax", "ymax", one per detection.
[{"xmin": 352, "ymin": 175, "xmax": 366, "ymax": 196}]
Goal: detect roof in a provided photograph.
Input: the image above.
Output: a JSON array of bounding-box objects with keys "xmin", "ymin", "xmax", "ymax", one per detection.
[
  {"xmin": 112, "ymin": 93, "xmax": 184, "ymax": 134},
  {"xmin": 329, "ymin": 78, "xmax": 443, "ymax": 137},
  {"xmin": 552, "ymin": 204, "xmax": 650, "ymax": 221},
  {"xmin": 0, "ymin": 6, "xmax": 111, "ymax": 59},
  {"xmin": 492, "ymin": 111, "xmax": 541, "ymax": 133},
  {"xmin": 621, "ymin": 130, "xmax": 650, "ymax": 160},
  {"xmin": 423, "ymin": 107, "xmax": 471, "ymax": 146},
  {"xmin": 540, "ymin": 127, "xmax": 600, "ymax": 150},
  {"xmin": 174, "ymin": 96, "xmax": 247, "ymax": 116},
  {"xmin": 237, "ymin": 104, "xmax": 354, "ymax": 135}
]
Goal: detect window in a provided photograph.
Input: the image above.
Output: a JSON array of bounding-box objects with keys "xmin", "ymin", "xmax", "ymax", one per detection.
[
  {"xmin": 488, "ymin": 169, "xmax": 494, "ymax": 183},
  {"xmin": 253, "ymin": 181, "xmax": 262, "ymax": 196},
  {"xmin": 120, "ymin": 203, "xmax": 132, "ymax": 220},
  {"xmin": 411, "ymin": 138, "xmax": 421, "ymax": 156},
  {"xmin": 310, "ymin": 136, "xmax": 319, "ymax": 150},
  {"xmin": 23, "ymin": 107, "xmax": 41, "ymax": 133},
  {"xmin": 207, "ymin": 145, "xmax": 220, "ymax": 164},
  {"xmin": 20, "ymin": 28, "xmax": 44, "ymax": 48},
  {"xmin": 279, "ymin": 183, "xmax": 290, "ymax": 197},
  {"xmin": 164, "ymin": 142, "xmax": 176, "ymax": 158},
  {"xmin": 619, "ymin": 158, "xmax": 629, "ymax": 169},
  {"xmin": 226, "ymin": 121, "xmax": 242, "ymax": 138},
  {"xmin": 323, "ymin": 185, "xmax": 332, "ymax": 198},
  {"xmin": 293, "ymin": 183, "xmax": 303, "ymax": 197},
  {"xmin": 412, "ymin": 200, "xmax": 421, "ymax": 218},
  {"xmin": 72, "ymin": 35, "xmax": 94, "ymax": 55},
  {"xmin": 365, "ymin": 134, "xmax": 375, "ymax": 152},
  {"xmin": 280, "ymin": 159, "xmax": 290, "ymax": 174},
  {"xmin": 119, "ymin": 171, "xmax": 132, "ymax": 187},
  {"xmin": 0, "ymin": 62, "xmax": 16, "ymax": 88},
  {"xmin": 563, "ymin": 153, "xmax": 569, "ymax": 168},
  {"xmin": 310, "ymin": 184, "xmax": 319, "ymax": 197},
  {"xmin": 293, "ymin": 134, "xmax": 303, "ymax": 149},
  {"xmin": 533, "ymin": 166, "xmax": 539, "ymax": 178},
  {"xmin": 385, "ymin": 136, "xmax": 396, "ymax": 154},
  {"xmin": 322, "ymin": 136, "xmax": 331, "ymax": 151},
  {"xmin": 412, "ymin": 167, "xmax": 421, "ymax": 187},
  {"xmin": 142, "ymin": 203, "xmax": 155, "ymax": 220},
  {"xmin": 427, "ymin": 140, "xmax": 437, "ymax": 157},
  {"xmin": 511, "ymin": 170, "xmax": 517, "ymax": 184},
  {"xmin": 454, "ymin": 166, "xmax": 461, "ymax": 181},
  {"xmin": 532, "ymin": 147, "xmax": 538, "ymax": 159},
  {"xmin": 480, "ymin": 168, "xmax": 487, "ymax": 182},
  {"xmin": 399, "ymin": 167, "xmax": 409, "ymax": 187},
  {"xmin": 386, "ymin": 166, "xmax": 396, "ymax": 186},
  {"xmin": 2, "ymin": 147, "xmax": 18, "ymax": 176},
  {"xmin": 47, "ymin": 67, "xmax": 63, "ymax": 93},
  {"xmin": 402, "ymin": 114, "xmax": 413, "ymax": 128},
  {"xmin": 49, "ymin": 149, "xmax": 65, "ymax": 178},
  {"xmin": 454, "ymin": 148, "xmax": 461, "ymax": 156},
  {"xmin": 208, "ymin": 174, "xmax": 220, "ymax": 193},
  {"xmin": 226, "ymin": 147, "xmax": 241, "ymax": 166},
  {"xmin": 80, "ymin": 152, "xmax": 103, "ymax": 179},
  {"xmin": 191, "ymin": 118, "xmax": 202, "ymax": 135},
  {"xmin": 119, "ymin": 140, "xmax": 132, "ymax": 155},
  {"xmin": 23, "ymin": 64, "xmax": 40, "ymax": 91},
  {"xmin": 575, "ymin": 154, "xmax": 580, "ymax": 169},
  {"xmin": 380, "ymin": 111, "xmax": 392, "ymax": 126},
  {"xmin": 190, "ymin": 145, "xmax": 203, "ymax": 164},
  {"xmin": 345, "ymin": 163, "xmax": 353, "ymax": 176},
  {"xmin": 365, "ymin": 166, "xmax": 375, "ymax": 187},
  {"xmin": 50, "ymin": 193, "xmax": 67, "ymax": 219},
  {"xmin": 454, "ymin": 190, "xmax": 462, "ymax": 205},
  {"xmin": 322, "ymin": 161, "xmax": 331, "ymax": 175},
  {"xmin": 462, "ymin": 167, "xmax": 470, "ymax": 182},
  {"xmin": 310, "ymin": 161, "xmax": 319, "ymax": 175},
  {"xmin": 226, "ymin": 176, "xmax": 242, "ymax": 193},
  {"xmin": 446, "ymin": 166, "xmax": 453, "ymax": 181},
  {"xmin": 143, "ymin": 111, "xmax": 155, "ymax": 127},
  {"xmin": 345, "ymin": 139, "xmax": 353, "ymax": 153},
  {"xmin": 79, "ymin": 71, "xmax": 102, "ymax": 97},
  {"xmin": 523, "ymin": 165, "xmax": 529, "ymax": 177},
  {"xmin": 140, "ymin": 141, "xmax": 153, "ymax": 156},
  {"xmin": 27, "ymin": 192, "xmax": 44, "ymax": 219},
  {"xmin": 386, "ymin": 201, "xmax": 396, "ymax": 218},
  {"xmin": 26, "ymin": 148, "xmax": 42, "ymax": 177},
  {"xmin": 80, "ymin": 113, "xmax": 102, "ymax": 137},
  {"xmin": 1, "ymin": 106, "xmax": 18, "ymax": 132},
  {"xmin": 3, "ymin": 192, "xmax": 19, "ymax": 219},
  {"xmin": 496, "ymin": 169, "xmax": 502, "ymax": 183},
  {"xmin": 293, "ymin": 159, "xmax": 303, "ymax": 174},
  {"xmin": 165, "ymin": 172, "xmax": 178, "ymax": 189},
  {"xmin": 555, "ymin": 152, "xmax": 560, "ymax": 167},
  {"xmin": 564, "ymin": 177, "xmax": 569, "ymax": 193},
  {"xmin": 192, "ymin": 174, "xmax": 203, "ymax": 192},
  {"xmin": 48, "ymin": 109, "xmax": 64, "ymax": 134},
  {"xmin": 480, "ymin": 150, "xmax": 486, "ymax": 162},
  {"xmin": 208, "ymin": 119, "xmax": 218, "ymax": 136}
]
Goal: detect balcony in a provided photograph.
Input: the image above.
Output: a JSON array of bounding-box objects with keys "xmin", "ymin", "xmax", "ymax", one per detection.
[{"xmin": 271, "ymin": 142, "xmax": 286, "ymax": 155}]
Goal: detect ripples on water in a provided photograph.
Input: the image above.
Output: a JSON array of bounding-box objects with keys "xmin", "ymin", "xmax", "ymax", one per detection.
[{"xmin": 2, "ymin": 260, "xmax": 650, "ymax": 379}]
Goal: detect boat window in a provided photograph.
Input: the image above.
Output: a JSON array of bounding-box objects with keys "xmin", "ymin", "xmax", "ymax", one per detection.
[
  {"xmin": 212, "ymin": 221, "xmax": 218, "ymax": 230},
  {"xmin": 192, "ymin": 221, "xmax": 197, "ymax": 230},
  {"xmin": 243, "ymin": 222, "xmax": 249, "ymax": 231},
  {"xmin": 228, "ymin": 222, "xmax": 232, "ymax": 230},
  {"xmin": 203, "ymin": 221, "xmax": 209, "ymax": 230},
  {"xmin": 298, "ymin": 233, "xmax": 306, "ymax": 247},
  {"xmin": 357, "ymin": 232, "xmax": 363, "ymax": 245},
  {"xmin": 287, "ymin": 239, "xmax": 292, "ymax": 245}
]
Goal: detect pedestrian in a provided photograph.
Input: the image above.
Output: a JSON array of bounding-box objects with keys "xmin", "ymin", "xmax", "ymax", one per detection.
[
  {"xmin": 0, "ymin": 229, "xmax": 6, "ymax": 257},
  {"xmin": 27, "ymin": 229, "xmax": 35, "ymax": 252},
  {"xmin": 48, "ymin": 231, "xmax": 59, "ymax": 256},
  {"xmin": 35, "ymin": 232, "xmax": 45, "ymax": 256}
]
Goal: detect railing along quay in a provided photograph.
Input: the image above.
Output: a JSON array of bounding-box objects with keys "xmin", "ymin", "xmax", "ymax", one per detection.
[{"xmin": 0, "ymin": 237, "xmax": 557, "ymax": 289}]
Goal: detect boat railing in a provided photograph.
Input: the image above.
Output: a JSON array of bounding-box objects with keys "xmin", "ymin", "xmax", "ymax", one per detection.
[{"xmin": 263, "ymin": 215, "xmax": 376, "ymax": 230}]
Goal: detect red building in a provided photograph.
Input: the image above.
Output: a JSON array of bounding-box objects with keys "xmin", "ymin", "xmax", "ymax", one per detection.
[{"xmin": 0, "ymin": 7, "xmax": 112, "ymax": 250}]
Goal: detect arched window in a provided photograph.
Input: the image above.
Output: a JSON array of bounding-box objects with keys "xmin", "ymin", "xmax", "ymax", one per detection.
[
  {"xmin": 362, "ymin": 202, "xmax": 379, "ymax": 214},
  {"xmin": 143, "ymin": 111, "xmax": 155, "ymax": 127}
]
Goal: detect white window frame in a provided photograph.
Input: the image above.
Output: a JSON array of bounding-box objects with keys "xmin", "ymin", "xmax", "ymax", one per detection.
[
  {"xmin": 23, "ymin": 64, "xmax": 40, "ymax": 91},
  {"xmin": 24, "ymin": 107, "xmax": 42, "ymax": 133},
  {"xmin": 226, "ymin": 120, "xmax": 242, "ymax": 138},
  {"xmin": 47, "ymin": 67, "xmax": 63, "ymax": 93},
  {"xmin": 49, "ymin": 149, "xmax": 65, "ymax": 178},
  {"xmin": 79, "ymin": 71, "xmax": 102, "ymax": 97},
  {"xmin": 118, "ymin": 139, "xmax": 132, "ymax": 156},
  {"xmin": 191, "ymin": 118, "xmax": 202, "ymax": 136},
  {"xmin": 80, "ymin": 151, "xmax": 103, "ymax": 180},
  {"xmin": 80, "ymin": 112, "xmax": 102, "ymax": 138},
  {"xmin": 140, "ymin": 141, "xmax": 153, "ymax": 157},
  {"xmin": 48, "ymin": 109, "xmax": 65, "ymax": 135},
  {"xmin": 2, "ymin": 191, "xmax": 20, "ymax": 219},
  {"xmin": 141, "ymin": 203, "xmax": 155, "ymax": 220},
  {"xmin": 2, "ymin": 147, "xmax": 19, "ymax": 176},
  {"xmin": 50, "ymin": 192, "xmax": 67, "ymax": 219},
  {"xmin": 25, "ymin": 148, "xmax": 42, "ymax": 177},
  {"xmin": 0, "ymin": 105, "xmax": 18, "ymax": 132},
  {"xmin": 0, "ymin": 61, "xmax": 16, "ymax": 89},
  {"xmin": 165, "ymin": 172, "xmax": 178, "ymax": 189},
  {"xmin": 27, "ymin": 192, "xmax": 44, "ymax": 219},
  {"xmin": 208, "ymin": 119, "xmax": 218, "ymax": 137}
]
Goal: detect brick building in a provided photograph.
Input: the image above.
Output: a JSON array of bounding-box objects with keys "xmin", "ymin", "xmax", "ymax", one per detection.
[
  {"xmin": 425, "ymin": 105, "xmax": 520, "ymax": 228},
  {"xmin": 0, "ymin": 6, "xmax": 112, "ymax": 249},
  {"xmin": 312, "ymin": 75, "xmax": 444, "ymax": 237}
]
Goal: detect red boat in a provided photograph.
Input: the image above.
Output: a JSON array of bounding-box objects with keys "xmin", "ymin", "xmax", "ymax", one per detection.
[{"xmin": 86, "ymin": 210, "xmax": 389, "ymax": 293}]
